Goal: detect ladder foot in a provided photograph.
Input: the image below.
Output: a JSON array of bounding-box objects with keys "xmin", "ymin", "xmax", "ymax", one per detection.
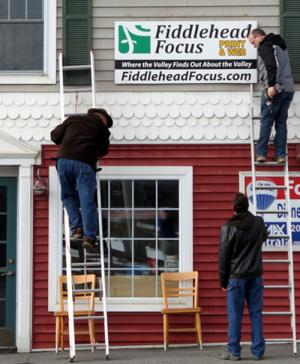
[
  {"xmin": 106, "ymin": 355, "xmax": 110, "ymax": 360},
  {"xmin": 69, "ymin": 357, "xmax": 75, "ymax": 362}
]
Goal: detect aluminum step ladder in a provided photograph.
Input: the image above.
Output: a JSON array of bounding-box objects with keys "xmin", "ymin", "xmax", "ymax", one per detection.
[
  {"xmin": 58, "ymin": 50, "xmax": 110, "ymax": 361},
  {"xmin": 249, "ymin": 85, "xmax": 297, "ymax": 355}
]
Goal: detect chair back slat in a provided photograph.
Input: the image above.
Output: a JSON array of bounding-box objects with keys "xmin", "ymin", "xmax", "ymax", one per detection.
[
  {"xmin": 59, "ymin": 274, "xmax": 96, "ymax": 312},
  {"xmin": 161, "ymin": 271, "xmax": 199, "ymax": 309}
]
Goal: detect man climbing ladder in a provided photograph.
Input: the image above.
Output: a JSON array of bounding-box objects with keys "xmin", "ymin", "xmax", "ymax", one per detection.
[{"xmin": 51, "ymin": 107, "xmax": 113, "ymax": 253}]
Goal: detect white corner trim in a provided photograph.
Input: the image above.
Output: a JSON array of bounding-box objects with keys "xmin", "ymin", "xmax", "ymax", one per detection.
[
  {"xmin": 0, "ymin": 0, "xmax": 57, "ymax": 84},
  {"xmin": 15, "ymin": 166, "xmax": 34, "ymax": 352},
  {"xmin": 48, "ymin": 167, "xmax": 63, "ymax": 310},
  {"xmin": 48, "ymin": 166, "xmax": 193, "ymax": 312}
]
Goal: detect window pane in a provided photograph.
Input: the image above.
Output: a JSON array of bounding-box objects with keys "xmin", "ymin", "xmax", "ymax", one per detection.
[
  {"xmin": 10, "ymin": 0, "xmax": 26, "ymax": 19},
  {"xmin": 110, "ymin": 239, "xmax": 132, "ymax": 268},
  {"xmin": 134, "ymin": 240, "xmax": 156, "ymax": 268},
  {"xmin": 134, "ymin": 275, "xmax": 156, "ymax": 297},
  {"xmin": 134, "ymin": 210, "xmax": 156, "ymax": 238},
  {"xmin": 28, "ymin": 0, "xmax": 43, "ymax": 19},
  {"xmin": 158, "ymin": 210, "xmax": 178, "ymax": 238},
  {"xmin": 0, "ymin": 301, "xmax": 5, "ymax": 326},
  {"xmin": 0, "ymin": 216, "xmax": 6, "ymax": 241},
  {"xmin": 109, "ymin": 271, "xmax": 132, "ymax": 297},
  {"xmin": 0, "ymin": 0, "xmax": 8, "ymax": 19},
  {"xmin": 101, "ymin": 210, "xmax": 109, "ymax": 237},
  {"xmin": 134, "ymin": 180, "xmax": 155, "ymax": 208},
  {"xmin": 158, "ymin": 180, "xmax": 179, "ymax": 208},
  {"xmin": 0, "ymin": 23, "xmax": 43, "ymax": 70},
  {"xmin": 158, "ymin": 240, "xmax": 179, "ymax": 269},
  {"xmin": 0, "ymin": 276, "xmax": 6, "ymax": 298},
  {"xmin": 100, "ymin": 180, "xmax": 108, "ymax": 208},
  {"xmin": 110, "ymin": 210, "xmax": 132, "ymax": 238},
  {"xmin": 0, "ymin": 245, "xmax": 6, "ymax": 267},
  {"xmin": 0, "ymin": 187, "xmax": 7, "ymax": 212},
  {"xmin": 111, "ymin": 180, "xmax": 132, "ymax": 208}
]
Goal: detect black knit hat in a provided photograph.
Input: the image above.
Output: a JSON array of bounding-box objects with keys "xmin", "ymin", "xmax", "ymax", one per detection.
[{"xmin": 88, "ymin": 108, "xmax": 113, "ymax": 128}]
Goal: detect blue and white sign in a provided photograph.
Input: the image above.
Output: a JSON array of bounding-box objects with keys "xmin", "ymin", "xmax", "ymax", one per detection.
[{"xmin": 240, "ymin": 172, "xmax": 300, "ymax": 251}]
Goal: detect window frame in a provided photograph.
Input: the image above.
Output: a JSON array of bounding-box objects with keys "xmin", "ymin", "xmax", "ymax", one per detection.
[
  {"xmin": 48, "ymin": 166, "xmax": 193, "ymax": 312},
  {"xmin": 0, "ymin": 0, "xmax": 56, "ymax": 84}
]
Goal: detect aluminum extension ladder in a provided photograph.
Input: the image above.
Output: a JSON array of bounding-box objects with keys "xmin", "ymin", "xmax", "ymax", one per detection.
[
  {"xmin": 58, "ymin": 50, "xmax": 109, "ymax": 361},
  {"xmin": 249, "ymin": 85, "xmax": 297, "ymax": 355}
]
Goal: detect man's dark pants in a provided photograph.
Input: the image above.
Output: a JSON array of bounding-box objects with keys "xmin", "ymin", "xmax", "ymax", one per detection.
[{"xmin": 227, "ymin": 276, "xmax": 265, "ymax": 359}]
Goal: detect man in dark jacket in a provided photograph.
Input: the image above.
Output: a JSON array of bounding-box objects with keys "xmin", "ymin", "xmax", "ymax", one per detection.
[
  {"xmin": 249, "ymin": 28, "xmax": 294, "ymax": 165},
  {"xmin": 51, "ymin": 108, "xmax": 113, "ymax": 252},
  {"xmin": 219, "ymin": 192, "xmax": 268, "ymax": 361}
]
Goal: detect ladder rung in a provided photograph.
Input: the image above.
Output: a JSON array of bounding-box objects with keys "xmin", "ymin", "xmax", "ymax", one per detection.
[
  {"xmin": 73, "ymin": 288, "xmax": 102, "ymax": 293},
  {"xmin": 63, "ymin": 65, "xmax": 91, "ymax": 71},
  {"xmin": 264, "ymin": 285, "xmax": 290, "ymax": 289},
  {"xmin": 73, "ymin": 315, "xmax": 104, "ymax": 320},
  {"xmin": 64, "ymin": 113, "xmax": 86, "ymax": 117},
  {"xmin": 263, "ymin": 259, "xmax": 290, "ymax": 263},
  {"xmin": 63, "ymin": 87, "xmax": 92, "ymax": 93},
  {"xmin": 267, "ymin": 235, "xmax": 289, "ymax": 239},
  {"xmin": 252, "ymin": 116, "xmax": 261, "ymax": 120},
  {"xmin": 265, "ymin": 338, "xmax": 294, "ymax": 342},
  {"xmin": 255, "ymin": 162, "xmax": 285, "ymax": 167},
  {"xmin": 255, "ymin": 185, "xmax": 287, "ymax": 190},
  {"xmin": 257, "ymin": 210, "xmax": 288, "ymax": 214},
  {"xmin": 73, "ymin": 343, "xmax": 106, "ymax": 348},
  {"xmin": 72, "ymin": 262, "xmax": 101, "ymax": 267},
  {"xmin": 263, "ymin": 311, "xmax": 292, "ymax": 315}
]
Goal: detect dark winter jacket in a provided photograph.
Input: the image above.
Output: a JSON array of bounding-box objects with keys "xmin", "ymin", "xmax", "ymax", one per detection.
[
  {"xmin": 258, "ymin": 33, "xmax": 294, "ymax": 92},
  {"xmin": 50, "ymin": 113, "xmax": 111, "ymax": 170},
  {"xmin": 219, "ymin": 211, "xmax": 268, "ymax": 288}
]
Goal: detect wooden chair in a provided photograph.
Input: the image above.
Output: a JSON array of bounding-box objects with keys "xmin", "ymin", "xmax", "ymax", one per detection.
[
  {"xmin": 161, "ymin": 271, "xmax": 202, "ymax": 351},
  {"xmin": 54, "ymin": 274, "xmax": 97, "ymax": 352}
]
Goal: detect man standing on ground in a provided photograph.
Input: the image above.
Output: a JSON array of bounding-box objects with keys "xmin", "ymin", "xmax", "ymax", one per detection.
[
  {"xmin": 219, "ymin": 192, "xmax": 268, "ymax": 361},
  {"xmin": 51, "ymin": 108, "xmax": 113, "ymax": 253},
  {"xmin": 249, "ymin": 28, "xmax": 294, "ymax": 164}
]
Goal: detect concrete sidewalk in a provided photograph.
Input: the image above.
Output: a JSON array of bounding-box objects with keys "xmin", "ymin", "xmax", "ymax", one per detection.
[{"xmin": 0, "ymin": 345, "xmax": 298, "ymax": 364}]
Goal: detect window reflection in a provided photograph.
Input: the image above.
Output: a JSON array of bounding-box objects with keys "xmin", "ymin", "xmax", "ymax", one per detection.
[
  {"xmin": 134, "ymin": 180, "xmax": 155, "ymax": 207},
  {"xmin": 158, "ymin": 180, "xmax": 179, "ymax": 208},
  {"xmin": 110, "ymin": 210, "xmax": 132, "ymax": 238},
  {"xmin": 134, "ymin": 210, "xmax": 156, "ymax": 238}
]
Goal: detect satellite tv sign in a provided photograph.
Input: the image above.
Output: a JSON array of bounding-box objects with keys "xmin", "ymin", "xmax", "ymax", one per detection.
[
  {"xmin": 240, "ymin": 172, "xmax": 300, "ymax": 251},
  {"xmin": 114, "ymin": 21, "xmax": 257, "ymax": 84}
]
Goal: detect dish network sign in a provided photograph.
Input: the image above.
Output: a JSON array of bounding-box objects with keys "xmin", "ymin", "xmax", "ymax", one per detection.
[{"xmin": 243, "ymin": 174, "xmax": 300, "ymax": 251}]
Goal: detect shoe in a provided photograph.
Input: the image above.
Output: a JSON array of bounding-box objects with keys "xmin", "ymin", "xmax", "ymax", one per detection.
[
  {"xmin": 220, "ymin": 351, "xmax": 241, "ymax": 361},
  {"xmin": 82, "ymin": 237, "xmax": 98, "ymax": 254},
  {"xmin": 274, "ymin": 155, "xmax": 286, "ymax": 164},
  {"xmin": 256, "ymin": 155, "xmax": 267, "ymax": 163},
  {"xmin": 70, "ymin": 227, "xmax": 83, "ymax": 240},
  {"xmin": 253, "ymin": 355, "xmax": 264, "ymax": 361}
]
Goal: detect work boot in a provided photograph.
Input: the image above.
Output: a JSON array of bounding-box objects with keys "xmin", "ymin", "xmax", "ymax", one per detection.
[
  {"xmin": 82, "ymin": 237, "xmax": 98, "ymax": 254},
  {"xmin": 220, "ymin": 351, "xmax": 241, "ymax": 361},
  {"xmin": 274, "ymin": 155, "xmax": 286, "ymax": 165},
  {"xmin": 256, "ymin": 155, "xmax": 267, "ymax": 163},
  {"xmin": 70, "ymin": 227, "xmax": 83, "ymax": 240}
]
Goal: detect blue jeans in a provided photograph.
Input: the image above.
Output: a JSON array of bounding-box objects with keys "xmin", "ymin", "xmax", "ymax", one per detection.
[
  {"xmin": 57, "ymin": 158, "xmax": 98, "ymax": 241},
  {"xmin": 256, "ymin": 91, "xmax": 294, "ymax": 158},
  {"xmin": 227, "ymin": 277, "xmax": 265, "ymax": 358}
]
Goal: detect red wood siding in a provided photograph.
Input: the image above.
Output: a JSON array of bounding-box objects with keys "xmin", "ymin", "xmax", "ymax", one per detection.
[{"xmin": 32, "ymin": 144, "xmax": 300, "ymax": 349}]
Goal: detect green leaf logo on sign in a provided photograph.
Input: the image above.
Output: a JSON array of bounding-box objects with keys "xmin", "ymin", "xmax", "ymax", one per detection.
[{"xmin": 118, "ymin": 25, "xmax": 151, "ymax": 54}]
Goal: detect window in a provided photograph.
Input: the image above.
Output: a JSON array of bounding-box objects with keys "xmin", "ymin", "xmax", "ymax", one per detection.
[
  {"xmin": 49, "ymin": 166, "xmax": 193, "ymax": 311},
  {"xmin": 0, "ymin": 0, "xmax": 56, "ymax": 83},
  {"xmin": 281, "ymin": 0, "xmax": 300, "ymax": 82}
]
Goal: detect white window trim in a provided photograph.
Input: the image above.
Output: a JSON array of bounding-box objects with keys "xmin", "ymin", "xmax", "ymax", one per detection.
[
  {"xmin": 49, "ymin": 166, "xmax": 193, "ymax": 312},
  {"xmin": 0, "ymin": 0, "xmax": 57, "ymax": 84}
]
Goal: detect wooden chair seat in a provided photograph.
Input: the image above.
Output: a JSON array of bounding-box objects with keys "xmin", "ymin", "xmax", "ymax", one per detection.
[{"xmin": 161, "ymin": 271, "xmax": 203, "ymax": 351}]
